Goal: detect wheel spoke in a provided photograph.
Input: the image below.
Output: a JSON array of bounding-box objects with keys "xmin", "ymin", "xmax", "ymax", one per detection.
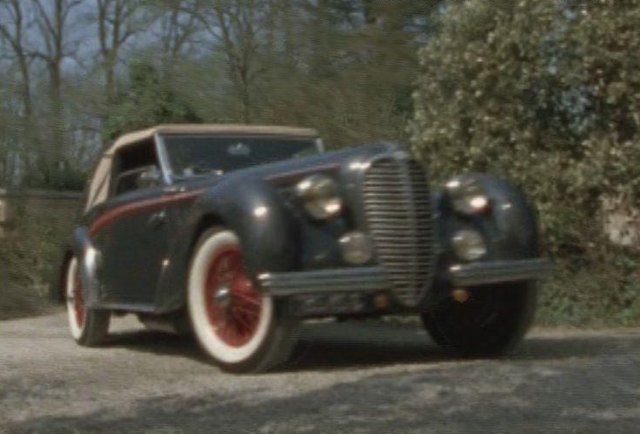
[
  {"xmin": 232, "ymin": 292, "xmax": 262, "ymax": 306},
  {"xmin": 232, "ymin": 304, "xmax": 261, "ymax": 318},
  {"xmin": 203, "ymin": 245, "xmax": 263, "ymax": 347},
  {"xmin": 232, "ymin": 312, "xmax": 254, "ymax": 331}
]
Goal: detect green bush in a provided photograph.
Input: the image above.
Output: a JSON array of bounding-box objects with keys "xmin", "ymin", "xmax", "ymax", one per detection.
[
  {"xmin": 410, "ymin": 0, "xmax": 640, "ymax": 325},
  {"xmin": 0, "ymin": 201, "xmax": 75, "ymax": 320}
]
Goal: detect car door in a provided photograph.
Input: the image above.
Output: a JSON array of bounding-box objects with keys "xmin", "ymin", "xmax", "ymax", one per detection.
[
  {"xmin": 92, "ymin": 143, "xmax": 171, "ymax": 306},
  {"xmin": 95, "ymin": 187, "xmax": 171, "ymax": 305}
]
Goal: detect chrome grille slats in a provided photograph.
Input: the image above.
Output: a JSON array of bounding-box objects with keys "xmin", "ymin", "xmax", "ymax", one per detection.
[{"xmin": 362, "ymin": 157, "xmax": 435, "ymax": 306}]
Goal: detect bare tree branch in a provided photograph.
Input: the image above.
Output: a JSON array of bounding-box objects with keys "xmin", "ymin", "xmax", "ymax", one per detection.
[
  {"xmin": 28, "ymin": 0, "xmax": 83, "ymax": 176},
  {"xmin": 94, "ymin": 0, "xmax": 146, "ymax": 105}
]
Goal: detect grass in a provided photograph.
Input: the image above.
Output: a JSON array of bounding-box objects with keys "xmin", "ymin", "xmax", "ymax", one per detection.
[{"xmin": 0, "ymin": 283, "xmax": 52, "ymax": 321}]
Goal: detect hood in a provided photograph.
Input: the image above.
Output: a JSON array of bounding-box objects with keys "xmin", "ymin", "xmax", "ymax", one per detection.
[{"xmin": 174, "ymin": 143, "xmax": 403, "ymax": 190}]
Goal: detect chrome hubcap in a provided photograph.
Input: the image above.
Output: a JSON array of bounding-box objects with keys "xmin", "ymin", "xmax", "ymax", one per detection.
[{"xmin": 214, "ymin": 286, "xmax": 232, "ymax": 309}]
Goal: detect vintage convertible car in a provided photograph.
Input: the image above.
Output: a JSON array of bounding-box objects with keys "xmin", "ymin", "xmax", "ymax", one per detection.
[{"xmin": 57, "ymin": 124, "xmax": 551, "ymax": 372}]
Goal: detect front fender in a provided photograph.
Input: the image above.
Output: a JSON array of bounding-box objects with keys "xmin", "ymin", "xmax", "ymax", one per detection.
[
  {"xmin": 195, "ymin": 177, "xmax": 299, "ymax": 274},
  {"xmin": 424, "ymin": 174, "xmax": 541, "ymax": 308},
  {"xmin": 158, "ymin": 177, "xmax": 299, "ymax": 312},
  {"xmin": 476, "ymin": 174, "xmax": 539, "ymax": 259},
  {"xmin": 436, "ymin": 173, "xmax": 539, "ymax": 263}
]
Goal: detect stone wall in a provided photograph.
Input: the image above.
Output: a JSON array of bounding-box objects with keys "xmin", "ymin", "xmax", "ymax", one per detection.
[
  {"xmin": 0, "ymin": 189, "xmax": 83, "ymax": 297},
  {"xmin": 0, "ymin": 189, "xmax": 83, "ymax": 238}
]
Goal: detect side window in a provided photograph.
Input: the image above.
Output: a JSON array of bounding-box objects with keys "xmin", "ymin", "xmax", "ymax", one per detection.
[{"xmin": 110, "ymin": 140, "xmax": 161, "ymax": 197}]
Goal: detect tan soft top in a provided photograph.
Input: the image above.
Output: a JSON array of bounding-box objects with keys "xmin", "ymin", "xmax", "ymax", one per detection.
[
  {"xmin": 86, "ymin": 124, "xmax": 319, "ymax": 210},
  {"xmin": 107, "ymin": 124, "xmax": 319, "ymax": 155}
]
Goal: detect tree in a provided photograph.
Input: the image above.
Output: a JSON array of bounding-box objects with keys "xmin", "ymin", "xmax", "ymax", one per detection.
[
  {"xmin": 254, "ymin": 0, "xmax": 442, "ymax": 147},
  {"xmin": 189, "ymin": 0, "xmax": 272, "ymax": 123},
  {"xmin": 104, "ymin": 60, "xmax": 202, "ymax": 141},
  {"xmin": 0, "ymin": 74, "xmax": 23, "ymax": 185},
  {"xmin": 0, "ymin": 0, "xmax": 35, "ymax": 182},
  {"xmin": 94, "ymin": 0, "xmax": 146, "ymax": 106},
  {"xmin": 31, "ymin": 0, "xmax": 82, "ymax": 185},
  {"xmin": 410, "ymin": 0, "xmax": 640, "ymax": 323},
  {"xmin": 411, "ymin": 0, "xmax": 640, "ymax": 254},
  {"xmin": 0, "ymin": 0, "xmax": 444, "ymax": 185},
  {"xmin": 154, "ymin": 0, "xmax": 201, "ymax": 61},
  {"xmin": 0, "ymin": 0, "xmax": 33, "ymax": 120}
]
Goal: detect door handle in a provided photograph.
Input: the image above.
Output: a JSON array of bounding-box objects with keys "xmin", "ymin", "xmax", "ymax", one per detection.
[{"xmin": 149, "ymin": 210, "xmax": 167, "ymax": 227}]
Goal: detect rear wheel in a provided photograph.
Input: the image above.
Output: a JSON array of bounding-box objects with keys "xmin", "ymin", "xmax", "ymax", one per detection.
[
  {"xmin": 422, "ymin": 282, "xmax": 537, "ymax": 357},
  {"xmin": 65, "ymin": 257, "xmax": 110, "ymax": 346},
  {"xmin": 187, "ymin": 228, "xmax": 296, "ymax": 373}
]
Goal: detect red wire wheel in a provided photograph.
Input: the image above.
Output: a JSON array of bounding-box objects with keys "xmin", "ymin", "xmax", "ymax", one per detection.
[
  {"xmin": 188, "ymin": 229, "xmax": 297, "ymax": 372},
  {"xmin": 203, "ymin": 246, "xmax": 263, "ymax": 347}
]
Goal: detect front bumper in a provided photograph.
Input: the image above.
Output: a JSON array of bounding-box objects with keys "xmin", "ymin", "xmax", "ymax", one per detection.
[
  {"xmin": 259, "ymin": 267, "xmax": 388, "ymax": 296},
  {"xmin": 448, "ymin": 258, "xmax": 553, "ymax": 287},
  {"xmin": 259, "ymin": 258, "xmax": 553, "ymax": 297}
]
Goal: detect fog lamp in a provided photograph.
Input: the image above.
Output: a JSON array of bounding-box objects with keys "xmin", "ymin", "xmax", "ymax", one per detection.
[
  {"xmin": 339, "ymin": 231, "xmax": 374, "ymax": 265},
  {"xmin": 451, "ymin": 229, "xmax": 487, "ymax": 261},
  {"xmin": 296, "ymin": 174, "xmax": 342, "ymax": 220}
]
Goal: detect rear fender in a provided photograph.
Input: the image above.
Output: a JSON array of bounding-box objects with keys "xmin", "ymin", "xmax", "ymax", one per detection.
[{"xmin": 69, "ymin": 227, "xmax": 101, "ymax": 308}]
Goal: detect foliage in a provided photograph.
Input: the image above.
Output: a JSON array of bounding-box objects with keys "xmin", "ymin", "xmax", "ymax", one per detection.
[
  {"xmin": 103, "ymin": 60, "xmax": 202, "ymax": 141},
  {"xmin": 539, "ymin": 256, "xmax": 640, "ymax": 327},
  {"xmin": 0, "ymin": 200, "xmax": 76, "ymax": 319},
  {"xmin": 1, "ymin": 0, "xmax": 444, "ymax": 185},
  {"xmin": 0, "ymin": 281, "xmax": 48, "ymax": 321},
  {"xmin": 411, "ymin": 0, "xmax": 640, "ymax": 324},
  {"xmin": 175, "ymin": 0, "xmax": 443, "ymax": 148},
  {"xmin": 22, "ymin": 161, "xmax": 87, "ymax": 190}
]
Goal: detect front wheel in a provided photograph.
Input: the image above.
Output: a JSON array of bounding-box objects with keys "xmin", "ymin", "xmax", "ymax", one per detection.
[
  {"xmin": 65, "ymin": 257, "xmax": 110, "ymax": 346},
  {"xmin": 421, "ymin": 282, "xmax": 537, "ymax": 357},
  {"xmin": 187, "ymin": 228, "xmax": 297, "ymax": 373}
]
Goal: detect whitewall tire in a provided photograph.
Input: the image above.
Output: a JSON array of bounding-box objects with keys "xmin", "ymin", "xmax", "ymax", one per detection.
[
  {"xmin": 65, "ymin": 257, "xmax": 110, "ymax": 346},
  {"xmin": 187, "ymin": 228, "xmax": 296, "ymax": 373}
]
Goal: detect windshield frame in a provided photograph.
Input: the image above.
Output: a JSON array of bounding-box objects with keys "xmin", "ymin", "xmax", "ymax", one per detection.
[{"xmin": 156, "ymin": 133, "xmax": 324, "ymax": 183}]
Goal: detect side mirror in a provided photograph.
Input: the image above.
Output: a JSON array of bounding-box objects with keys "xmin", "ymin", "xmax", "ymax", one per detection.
[{"xmin": 136, "ymin": 166, "xmax": 161, "ymax": 189}]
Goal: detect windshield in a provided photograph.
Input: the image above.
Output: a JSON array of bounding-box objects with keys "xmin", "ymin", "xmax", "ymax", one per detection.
[{"xmin": 162, "ymin": 135, "xmax": 319, "ymax": 178}]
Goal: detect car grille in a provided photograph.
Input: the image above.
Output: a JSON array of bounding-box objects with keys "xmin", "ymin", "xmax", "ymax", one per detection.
[{"xmin": 362, "ymin": 156, "xmax": 435, "ymax": 306}]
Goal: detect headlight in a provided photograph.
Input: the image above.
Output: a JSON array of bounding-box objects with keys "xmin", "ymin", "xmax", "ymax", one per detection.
[
  {"xmin": 339, "ymin": 231, "xmax": 373, "ymax": 265},
  {"xmin": 445, "ymin": 177, "xmax": 490, "ymax": 215},
  {"xmin": 296, "ymin": 174, "xmax": 342, "ymax": 219},
  {"xmin": 451, "ymin": 229, "xmax": 487, "ymax": 261}
]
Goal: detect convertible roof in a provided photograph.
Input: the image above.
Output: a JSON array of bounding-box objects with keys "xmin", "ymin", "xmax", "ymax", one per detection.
[{"xmin": 107, "ymin": 124, "xmax": 319, "ymax": 155}]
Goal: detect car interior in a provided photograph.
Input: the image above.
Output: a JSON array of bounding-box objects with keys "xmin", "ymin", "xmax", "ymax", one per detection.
[{"xmin": 110, "ymin": 140, "xmax": 161, "ymax": 197}]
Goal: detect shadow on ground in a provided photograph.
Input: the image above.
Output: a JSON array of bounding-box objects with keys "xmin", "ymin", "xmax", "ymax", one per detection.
[
  {"xmin": 7, "ymin": 330, "xmax": 640, "ymax": 434},
  {"xmin": 102, "ymin": 321, "xmax": 443, "ymax": 371},
  {"xmin": 102, "ymin": 320, "xmax": 640, "ymax": 372}
]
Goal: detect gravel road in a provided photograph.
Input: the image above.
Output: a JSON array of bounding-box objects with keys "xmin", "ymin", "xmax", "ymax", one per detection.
[{"xmin": 1, "ymin": 312, "xmax": 639, "ymax": 434}]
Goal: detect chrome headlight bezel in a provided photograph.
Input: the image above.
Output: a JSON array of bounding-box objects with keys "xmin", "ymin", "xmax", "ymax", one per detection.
[
  {"xmin": 445, "ymin": 177, "xmax": 490, "ymax": 215},
  {"xmin": 451, "ymin": 229, "xmax": 487, "ymax": 262},
  {"xmin": 339, "ymin": 231, "xmax": 374, "ymax": 265},
  {"xmin": 295, "ymin": 174, "xmax": 343, "ymax": 220}
]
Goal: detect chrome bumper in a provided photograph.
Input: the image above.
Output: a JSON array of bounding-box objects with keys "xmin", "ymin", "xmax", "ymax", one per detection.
[
  {"xmin": 260, "ymin": 258, "xmax": 552, "ymax": 297},
  {"xmin": 259, "ymin": 267, "xmax": 389, "ymax": 296},
  {"xmin": 449, "ymin": 258, "xmax": 553, "ymax": 287}
]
